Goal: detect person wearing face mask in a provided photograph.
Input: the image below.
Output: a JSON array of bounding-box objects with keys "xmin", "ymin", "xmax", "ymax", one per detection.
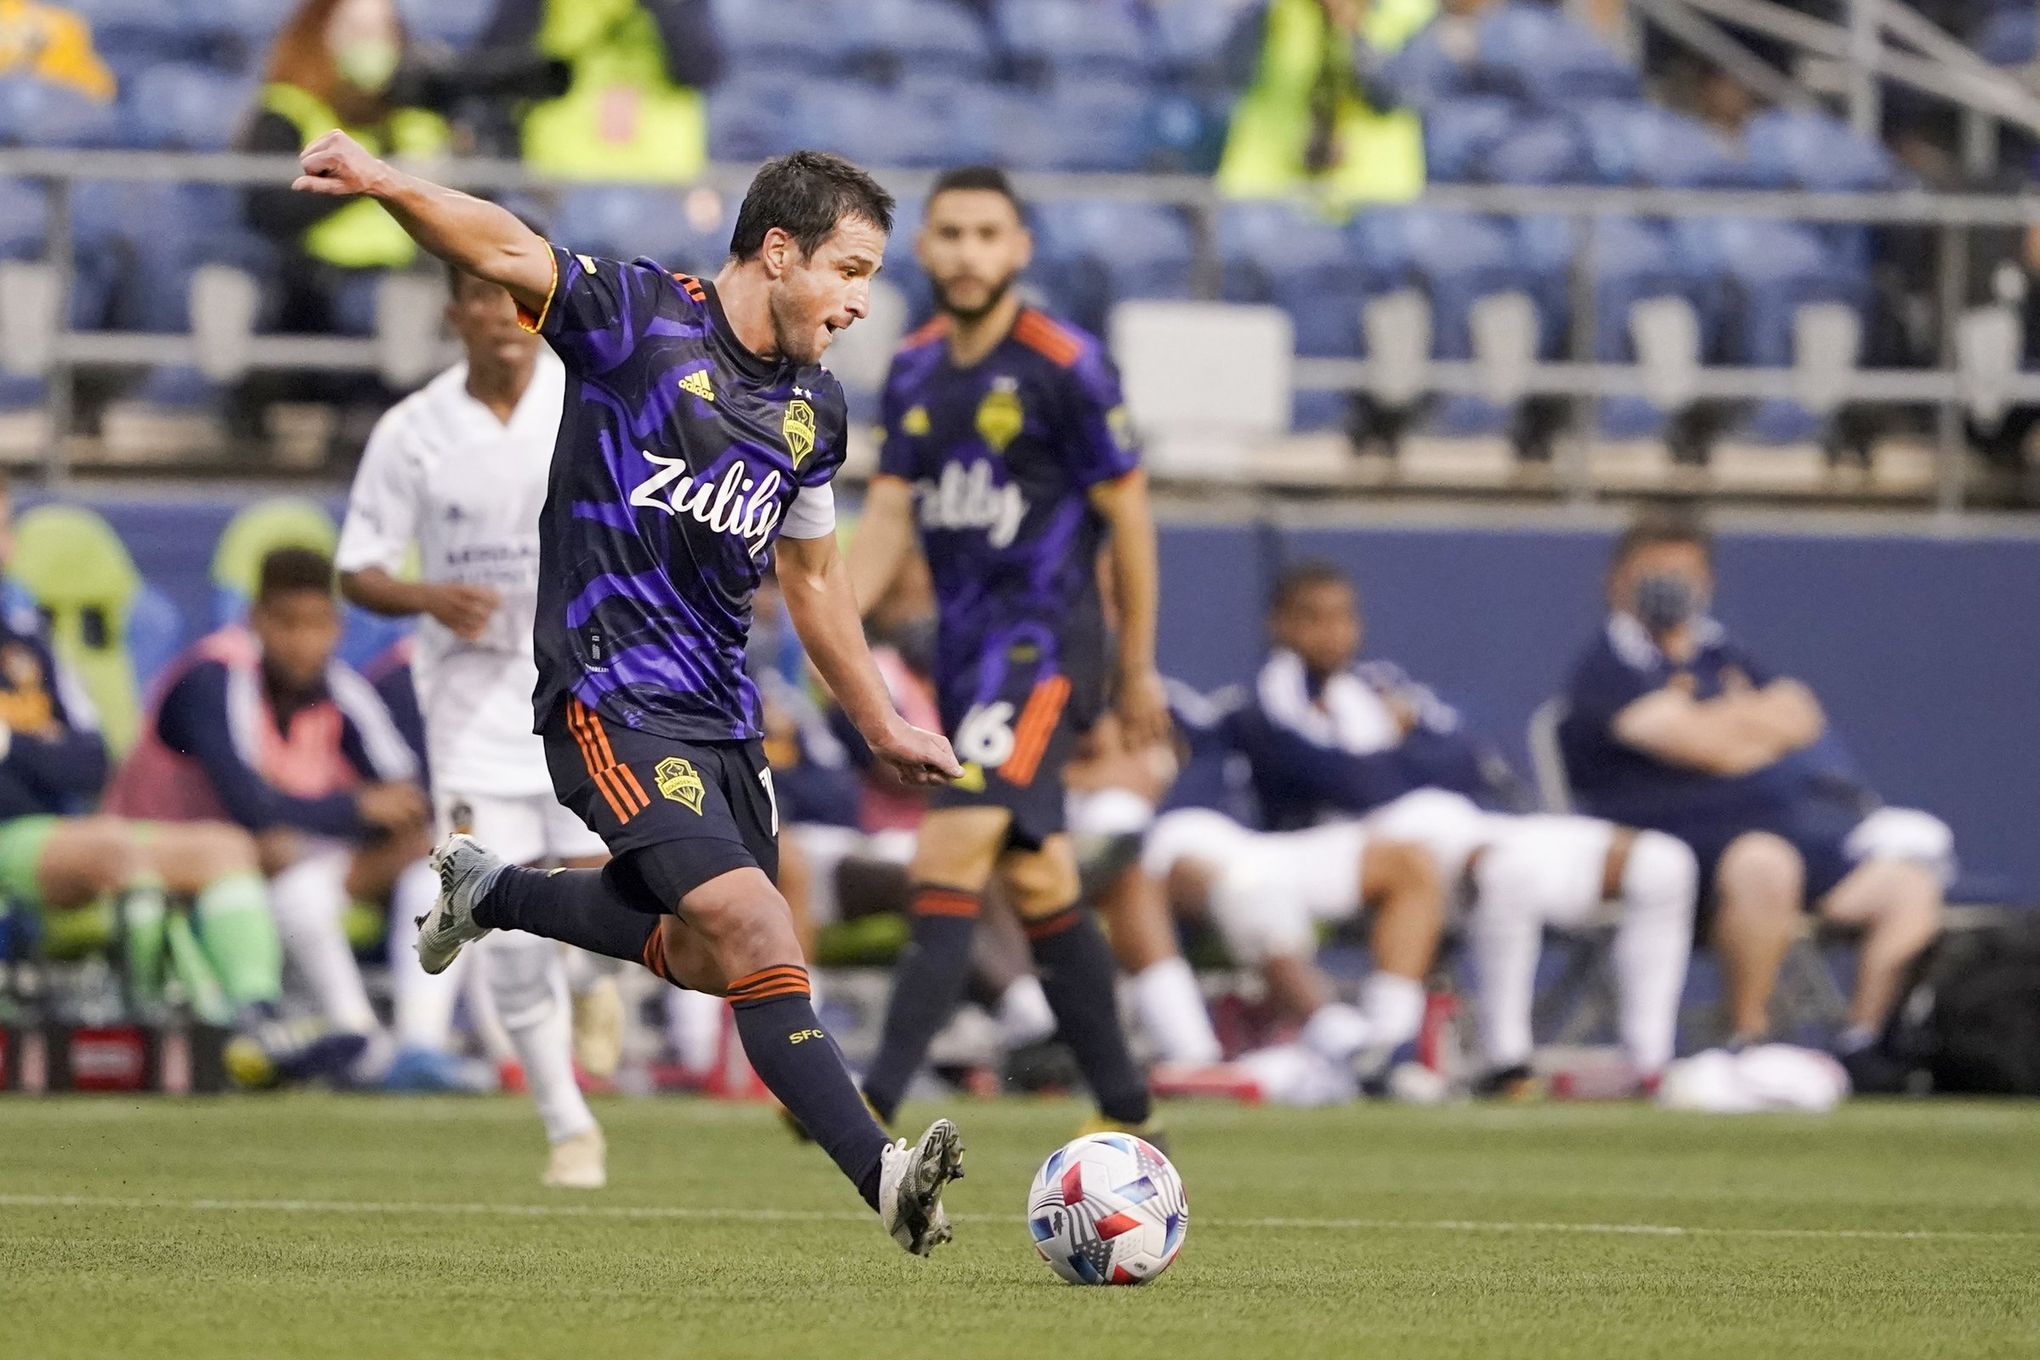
[
  {"xmin": 241, "ymin": 0, "xmax": 450, "ymax": 325},
  {"xmin": 1558, "ymin": 515, "xmax": 1950, "ymax": 1078}
]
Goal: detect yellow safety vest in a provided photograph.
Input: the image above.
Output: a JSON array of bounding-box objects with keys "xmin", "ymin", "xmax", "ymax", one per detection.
[
  {"xmin": 1217, "ymin": 0, "xmax": 1434, "ymax": 206},
  {"xmin": 521, "ymin": 0, "xmax": 709, "ymax": 183},
  {"xmin": 262, "ymin": 83, "xmax": 448, "ymax": 270}
]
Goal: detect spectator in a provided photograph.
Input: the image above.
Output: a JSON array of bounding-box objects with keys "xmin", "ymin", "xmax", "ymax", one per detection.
[
  {"xmin": 1558, "ymin": 515, "xmax": 1950, "ymax": 1077},
  {"xmin": 241, "ymin": 0, "xmax": 451, "ymax": 335},
  {"xmin": 1217, "ymin": 0, "xmax": 1434, "ymax": 204},
  {"xmin": 474, "ymin": 0, "xmax": 722, "ymax": 181},
  {"xmin": 105, "ymin": 547, "xmax": 475, "ymax": 1090},
  {"xmin": 0, "ymin": 0, "xmax": 114, "ymax": 101}
]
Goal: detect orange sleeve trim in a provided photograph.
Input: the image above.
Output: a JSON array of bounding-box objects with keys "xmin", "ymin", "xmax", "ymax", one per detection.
[
  {"xmin": 903, "ymin": 316, "xmax": 952, "ymax": 348},
  {"xmin": 1013, "ymin": 311, "xmax": 1083, "ymax": 368},
  {"xmin": 672, "ymin": 272, "xmax": 706, "ymax": 302},
  {"xmin": 515, "ymin": 243, "xmax": 559, "ymax": 335},
  {"xmin": 1001, "ymin": 674, "xmax": 1071, "ymax": 787}
]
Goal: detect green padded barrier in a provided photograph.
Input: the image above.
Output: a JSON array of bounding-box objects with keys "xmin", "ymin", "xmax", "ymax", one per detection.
[{"xmin": 9, "ymin": 504, "xmax": 144, "ymax": 756}]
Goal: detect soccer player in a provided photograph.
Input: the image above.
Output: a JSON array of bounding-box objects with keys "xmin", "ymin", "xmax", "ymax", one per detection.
[
  {"xmin": 336, "ymin": 259, "xmax": 613, "ymax": 1188},
  {"xmin": 107, "ymin": 546, "xmax": 440, "ymax": 1082},
  {"xmin": 845, "ymin": 166, "xmax": 1162, "ymax": 1138},
  {"xmin": 291, "ymin": 136, "xmax": 966, "ymax": 1254},
  {"xmin": 1559, "ymin": 515, "xmax": 1947, "ymax": 1073},
  {"xmin": 1239, "ymin": 562, "xmax": 1697, "ymax": 1095}
]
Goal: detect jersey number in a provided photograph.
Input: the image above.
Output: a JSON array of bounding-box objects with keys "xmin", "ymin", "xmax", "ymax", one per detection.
[{"xmin": 954, "ymin": 702, "xmax": 1017, "ymax": 770}]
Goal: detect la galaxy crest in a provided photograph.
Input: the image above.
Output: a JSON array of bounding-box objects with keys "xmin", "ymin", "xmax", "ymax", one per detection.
[
  {"xmin": 975, "ymin": 376, "xmax": 1023, "ymax": 455},
  {"xmin": 656, "ymin": 756, "xmax": 706, "ymax": 814},
  {"xmin": 783, "ymin": 398, "xmax": 816, "ymax": 468}
]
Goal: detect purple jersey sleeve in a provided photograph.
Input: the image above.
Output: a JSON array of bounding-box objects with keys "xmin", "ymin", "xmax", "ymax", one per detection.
[
  {"xmin": 1059, "ymin": 344, "xmax": 1141, "ymax": 489},
  {"xmin": 517, "ymin": 244, "xmax": 679, "ymax": 376},
  {"xmin": 876, "ymin": 358, "xmax": 919, "ymax": 481}
]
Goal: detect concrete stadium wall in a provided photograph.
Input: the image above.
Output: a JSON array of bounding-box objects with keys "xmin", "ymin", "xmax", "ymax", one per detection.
[{"xmin": 44, "ymin": 495, "xmax": 2040, "ymax": 903}]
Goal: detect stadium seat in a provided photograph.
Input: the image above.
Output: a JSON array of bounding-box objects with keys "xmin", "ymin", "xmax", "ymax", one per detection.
[
  {"xmin": 995, "ymin": 0, "xmax": 1153, "ymax": 87},
  {"xmin": 711, "ymin": 0, "xmax": 851, "ymax": 76},
  {"xmin": 1109, "ymin": 299, "xmax": 1293, "ymax": 473},
  {"xmin": 1150, "ymin": 0, "xmax": 1249, "ymax": 86},
  {"xmin": 8, "ymin": 503, "xmax": 146, "ymax": 756},
  {"xmin": 1484, "ymin": 116, "xmax": 1593, "ymax": 186},
  {"xmin": 210, "ymin": 498, "xmax": 339, "ymax": 626},
  {"xmin": 1585, "ymin": 103, "xmax": 1753, "ymax": 189},
  {"xmin": 1371, "ymin": 20, "xmax": 1477, "ymax": 111},
  {"xmin": 841, "ymin": 0, "xmax": 995, "ymax": 82},
  {"xmin": 1218, "ymin": 201, "xmax": 1370, "ymax": 358},
  {"xmin": 707, "ymin": 75, "xmax": 811, "ymax": 163},
  {"xmin": 894, "ymin": 76, "xmax": 1005, "ymax": 167},
  {"xmin": 72, "ymin": 0, "xmax": 211, "ymax": 70},
  {"xmin": 1040, "ymin": 82, "xmax": 1153, "ymax": 172},
  {"xmin": 395, "ymin": 0, "xmax": 494, "ymax": 50},
  {"xmin": 1974, "ymin": 3, "xmax": 2037, "ymax": 65},
  {"xmin": 1475, "ymin": 1, "xmax": 1641, "ymax": 106},
  {"xmin": 122, "ymin": 64, "xmax": 256, "ymax": 152},
  {"xmin": 1033, "ymin": 201, "xmax": 1197, "ymax": 335},
  {"xmin": 0, "ymin": 78, "xmax": 121, "ymax": 148},
  {"xmin": 1746, "ymin": 110, "xmax": 1903, "ymax": 194},
  {"xmin": 1145, "ymin": 89, "xmax": 1229, "ymax": 174},
  {"xmin": 553, "ymin": 185, "xmax": 719, "ymax": 271},
  {"xmin": 0, "ymin": 178, "xmax": 48, "ymax": 261},
  {"xmin": 1421, "ymin": 97, "xmax": 1516, "ymax": 184}
]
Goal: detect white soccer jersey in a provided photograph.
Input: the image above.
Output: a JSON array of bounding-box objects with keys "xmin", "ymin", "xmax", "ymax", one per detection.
[{"xmin": 336, "ymin": 356, "xmax": 564, "ymax": 797}]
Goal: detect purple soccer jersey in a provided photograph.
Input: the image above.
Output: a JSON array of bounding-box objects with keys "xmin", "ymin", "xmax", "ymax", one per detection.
[
  {"xmin": 877, "ymin": 308, "xmax": 1140, "ymax": 722},
  {"xmin": 521, "ymin": 246, "xmax": 847, "ymax": 741}
]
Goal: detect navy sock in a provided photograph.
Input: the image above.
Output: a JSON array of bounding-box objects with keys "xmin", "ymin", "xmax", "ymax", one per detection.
[
  {"xmin": 861, "ymin": 886, "xmax": 981, "ymax": 1124},
  {"xmin": 1027, "ymin": 906, "xmax": 1153, "ymax": 1126},
  {"xmin": 728, "ymin": 965, "xmax": 890, "ymax": 1210},
  {"xmin": 475, "ymin": 865, "xmax": 658, "ymax": 967}
]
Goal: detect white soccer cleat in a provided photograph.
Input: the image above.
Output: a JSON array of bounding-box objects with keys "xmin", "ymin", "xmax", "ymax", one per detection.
[
  {"xmin": 877, "ymin": 1118, "xmax": 965, "ymax": 1257},
  {"xmin": 542, "ymin": 1127, "xmax": 608, "ymax": 1190},
  {"xmin": 417, "ymin": 833, "xmax": 501, "ymax": 975},
  {"xmin": 571, "ymin": 975, "xmax": 625, "ymax": 1081}
]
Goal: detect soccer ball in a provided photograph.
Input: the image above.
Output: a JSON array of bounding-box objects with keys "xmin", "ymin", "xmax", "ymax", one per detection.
[{"xmin": 1026, "ymin": 1132, "xmax": 1188, "ymax": 1285}]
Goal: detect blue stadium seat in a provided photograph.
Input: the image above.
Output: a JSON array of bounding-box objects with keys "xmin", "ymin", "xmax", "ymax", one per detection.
[
  {"xmin": 789, "ymin": 80, "xmax": 959, "ymax": 169},
  {"xmin": 200, "ymin": 0, "xmax": 296, "ymax": 51},
  {"xmin": 74, "ymin": 0, "xmax": 210, "ymax": 67},
  {"xmin": 1421, "ymin": 97, "xmax": 1515, "ymax": 183},
  {"xmin": 1219, "ymin": 201, "xmax": 1370, "ymax": 357},
  {"xmin": 1371, "ymin": 21, "xmax": 1476, "ymax": 111},
  {"xmin": 0, "ymin": 78, "xmax": 121, "ymax": 148},
  {"xmin": 707, "ymin": 75, "xmax": 809, "ymax": 162},
  {"xmin": 1485, "ymin": 116, "xmax": 1592, "ymax": 186},
  {"xmin": 1585, "ymin": 103, "xmax": 1753, "ymax": 189},
  {"xmin": 396, "ymin": 0, "xmax": 494, "ymax": 50},
  {"xmin": 1040, "ymin": 83, "xmax": 1152, "ymax": 172},
  {"xmin": 1475, "ymin": 1, "xmax": 1640, "ymax": 106},
  {"xmin": 996, "ymin": 0, "xmax": 1153, "ymax": 86},
  {"xmin": 894, "ymin": 76, "xmax": 1004, "ymax": 166},
  {"xmin": 1400, "ymin": 210, "xmax": 1526, "ymax": 363},
  {"xmin": 1746, "ymin": 109, "xmax": 1902, "ymax": 193},
  {"xmin": 712, "ymin": 0, "xmax": 851, "ymax": 75},
  {"xmin": 1974, "ymin": 3, "xmax": 2037, "ymax": 64},
  {"xmin": 1150, "ymin": 0, "xmax": 1248, "ymax": 85},
  {"xmin": 842, "ymin": 0, "xmax": 995, "ymax": 81},
  {"xmin": 122, "ymin": 64, "xmax": 255, "ymax": 152},
  {"xmin": 554, "ymin": 186, "xmax": 713, "ymax": 269},
  {"xmin": 0, "ymin": 375, "xmax": 45, "ymax": 414},
  {"xmin": 1145, "ymin": 89, "xmax": 1228, "ymax": 174},
  {"xmin": 1033, "ymin": 201, "xmax": 1196, "ymax": 334},
  {"xmin": 0, "ymin": 178, "xmax": 49, "ymax": 260}
]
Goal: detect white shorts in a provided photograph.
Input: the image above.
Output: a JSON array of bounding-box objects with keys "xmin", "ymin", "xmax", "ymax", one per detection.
[
  {"xmin": 1364, "ymin": 788, "xmax": 1493, "ymax": 887},
  {"xmin": 438, "ymin": 790, "xmax": 607, "ymax": 867},
  {"xmin": 1475, "ymin": 813, "xmax": 1620, "ymax": 920},
  {"xmin": 1140, "ymin": 807, "xmax": 1370, "ymax": 955}
]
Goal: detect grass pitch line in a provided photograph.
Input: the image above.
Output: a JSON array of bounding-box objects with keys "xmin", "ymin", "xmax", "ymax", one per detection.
[{"xmin": 2, "ymin": 1194, "xmax": 2031, "ymax": 1243}]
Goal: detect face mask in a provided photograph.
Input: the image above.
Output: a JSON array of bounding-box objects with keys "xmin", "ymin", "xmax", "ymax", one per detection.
[
  {"xmin": 335, "ymin": 38, "xmax": 399, "ymax": 94},
  {"xmin": 1633, "ymin": 573, "xmax": 1700, "ymax": 633}
]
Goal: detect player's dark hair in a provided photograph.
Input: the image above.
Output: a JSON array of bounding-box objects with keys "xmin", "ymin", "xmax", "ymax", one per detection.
[
  {"xmin": 928, "ymin": 165, "xmax": 1025, "ymax": 216},
  {"xmin": 729, "ymin": 151, "xmax": 895, "ymax": 261},
  {"xmin": 1269, "ymin": 559, "xmax": 1355, "ymax": 615},
  {"xmin": 256, "ymin": 546, "xmax": 336, "ymax": 602},
  {"xmin": 447, "ymin": 206, "xmax": 549, "ymax": 295},
  {"xmin": 1610, "ymin": 511, "xmax": 1714, "ymax": 573}
]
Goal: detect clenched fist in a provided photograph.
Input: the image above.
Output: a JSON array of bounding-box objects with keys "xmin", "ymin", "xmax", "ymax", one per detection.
[{"xmin": 292, "ymin": 129, "xmax": 390, "ymax": 199}]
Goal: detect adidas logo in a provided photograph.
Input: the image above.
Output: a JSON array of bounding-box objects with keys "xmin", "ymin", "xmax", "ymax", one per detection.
[{"xmin": 679, "ymin": 370, "xmax": 715, "ymax": 403}]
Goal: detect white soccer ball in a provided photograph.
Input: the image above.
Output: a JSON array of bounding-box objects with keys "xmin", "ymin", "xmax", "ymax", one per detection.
[{"xmin": 1026, "ymin": 1132, "xmax": 1188, "ymax": 1285}]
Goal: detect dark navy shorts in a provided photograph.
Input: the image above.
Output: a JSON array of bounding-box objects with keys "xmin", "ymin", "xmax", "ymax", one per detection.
[
  {"xmin": 542, "ymin": 697, "xmax": 779, "ymax": 905},
  {"xmin": 1670, "ymin": 797, "xmax": 1863, "ymax": 930},
  {"xmin": 931, "ymin": 661, "xmax": 1101, "ymax": 851}
]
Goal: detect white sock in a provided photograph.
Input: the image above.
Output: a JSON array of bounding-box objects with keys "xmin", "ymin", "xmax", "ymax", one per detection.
[
  {"xmin": 1470, "ymin": 886, "xmax": 1542, "ymax": 1072},
  {"xmin": 1358, "ymin": 972, "xmax": 1426, "ymax": 1052},
  {"xmin": 387, "ymin": 859, "xmax": 465, "ymax": 1051},
  {"xmin": 462, "ymin": 959, "xmax": 517, "ymax": 1065},
  {"xmin": 484, "ymin": 932, "xmax": 596, "ymax": 1145},
  {"xmin": 1613, "ymin": 832, "xmax": 1697, "ymax": 1075},
  {"xmin": 1132, "ymin": 957, "xmax": 1222, "ymax": 1064},
  {"xmin": 665, "ymin": 986, "xmax": 727, "ymax": 1074},
  {"xmin": 994, "ymin": 975, "xmax": 1057, "ymax": 1050},
  {"xmin": 1298, "ymin": 1001, "xmax": 1372, "ymax": 1068},
  {"xmin": 270, "ymin": 852, "xmax": 379, "ymax": 1035}
]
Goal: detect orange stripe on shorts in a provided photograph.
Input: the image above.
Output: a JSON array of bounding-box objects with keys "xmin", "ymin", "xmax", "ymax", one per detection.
[
  {"xmin": 569, "ymin": 700, "xmax": 641, "ymax": 822},
  {"xmin": 1001, "ymin": 674, "xmax": 1071, "ymax": 788}
]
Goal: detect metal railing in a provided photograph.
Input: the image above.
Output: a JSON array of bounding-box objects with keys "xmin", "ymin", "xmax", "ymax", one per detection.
[{"xmin": 4, "ymin": 147, "xmax": 2040, "ymax": 510}]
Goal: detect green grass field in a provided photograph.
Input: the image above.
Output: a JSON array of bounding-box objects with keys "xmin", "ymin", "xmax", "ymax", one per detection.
[{"xmin": 1, "ymin": 1095, "xmax": 2035, "ymax": 1360}]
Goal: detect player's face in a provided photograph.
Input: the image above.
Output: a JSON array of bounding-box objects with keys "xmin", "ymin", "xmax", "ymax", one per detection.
[
  {"xmin": 918, "ymin": 189, "xmax": 1032, "ymax": 323},
  {"xmin": 1612, "ymin": 542, "xmax": 1714, "ymax": 619},
  {"xmin": 1275, "ymin": 581, "xmax": 1362, "ymax": 675},
  {"xmin": 767, "ymin": 216, "xmax": 886, "ymax": 366},
  {"xmin": 252, "ymin": 589, "xmax": 341, "ymax": 693},
  {"xmin": 446, "ymin": 274, "xmax": 538, "ymax": 374}
]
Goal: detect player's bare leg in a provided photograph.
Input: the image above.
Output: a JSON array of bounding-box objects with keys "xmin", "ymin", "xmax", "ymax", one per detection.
[
  {"xmin": 1712, "ymin": 831, "xmax": 1805, "ymax": 1043},
  {"xmin": 1818, "ymin": 857, "xmax": 1942, "ymax": 1045}
]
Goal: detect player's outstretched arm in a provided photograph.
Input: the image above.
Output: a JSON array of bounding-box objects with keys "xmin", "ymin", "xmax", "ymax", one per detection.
[
  {"xmin": 339, "ymin": 568, "xmax": 500, "ymax": 643},
  {"xmin": 777, "ymin": 530, "xmax": 962, "ymax": 787},
  {"xmin": 1089, "ymin": 469, "xmax": 1169, "ymax": 744},
  {"xmin": 843, "ymin": 474, "xmax": 915, "ymax": 619},
  {"xmin": 292, "ymin": 129, "xmax": 553, "ymax": 316}
]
